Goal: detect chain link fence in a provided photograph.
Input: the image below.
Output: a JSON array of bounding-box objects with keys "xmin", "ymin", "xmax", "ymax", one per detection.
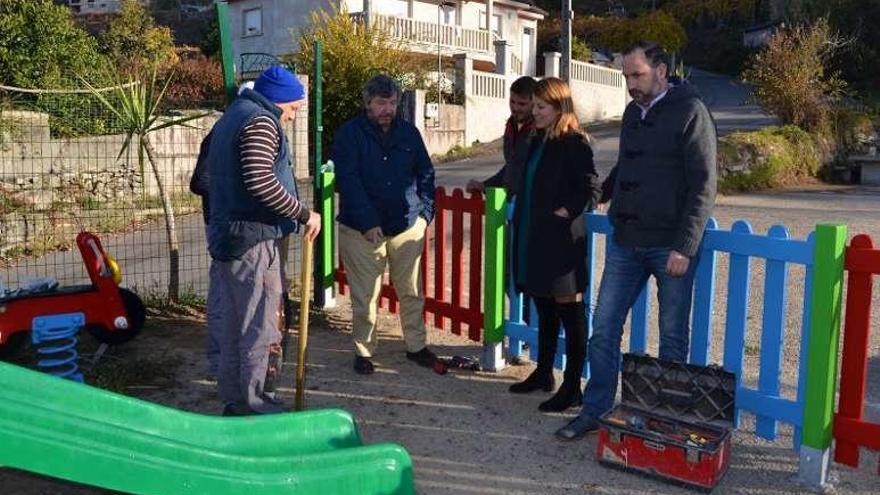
[{"xmin": 0, "ymin": 81, "xmax": 312, "ymax": 300}]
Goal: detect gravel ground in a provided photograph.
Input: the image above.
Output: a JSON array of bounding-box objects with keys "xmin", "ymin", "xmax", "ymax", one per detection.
[{"xmin": 1, "ymin": 185, "xmax": 878, "ymax": 494}]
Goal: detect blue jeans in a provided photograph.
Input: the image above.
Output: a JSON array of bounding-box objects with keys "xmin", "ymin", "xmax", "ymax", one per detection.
[{"xmin": 579, "ymin": 239, "xmax": 699, "ymax": 419}]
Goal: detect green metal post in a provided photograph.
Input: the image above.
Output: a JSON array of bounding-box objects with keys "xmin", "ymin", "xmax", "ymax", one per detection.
[
  {"xmin": 483, "ymin": 187, "xmax": 507, "ymax": 345},
  {"xmin": 216, "ymin": 2, "xmax": 236, "ymax": 104},
  {"xmin": 313, "ymin": 40, "xmax": 324, "ymax": 182},
  {"xmin": 313, "ymin": 40, "xmax": 329, "ymax": 307},
  {"xmin": 798, "ymin": 223, "xmax": 846, "ymax": 489},
  {"xmin": 319, "ymin": 171, "xmax": 336, "ymax": 305}
]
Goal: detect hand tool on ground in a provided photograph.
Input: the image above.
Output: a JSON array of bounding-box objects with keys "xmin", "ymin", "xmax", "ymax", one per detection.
[{"xmin": 436, "ymin": 355, "xmax": 481, "ymax": 372}]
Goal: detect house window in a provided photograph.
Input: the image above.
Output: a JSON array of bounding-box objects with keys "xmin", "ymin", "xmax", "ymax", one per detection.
[
  {"xmin": 478, "ymin": 10, "xmax": 502, "ymax": 36},
  {"xmin": 243, "ymin": 7, "xmax": 263, "ymax": 37}
]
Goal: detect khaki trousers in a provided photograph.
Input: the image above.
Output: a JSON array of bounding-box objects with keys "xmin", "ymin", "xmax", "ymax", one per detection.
[{"xmin": 339, "ymin": 218, "xmax": 428, "ymax": 357}]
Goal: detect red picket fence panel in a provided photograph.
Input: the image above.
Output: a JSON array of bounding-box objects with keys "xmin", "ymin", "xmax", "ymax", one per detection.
[
  {"xmin": 335, "ymin": 187, "xmax": 485, "ymax": 342},
  {"xmin": 834, "ymin": 234, "xmax": 880, "ymax": 474}
]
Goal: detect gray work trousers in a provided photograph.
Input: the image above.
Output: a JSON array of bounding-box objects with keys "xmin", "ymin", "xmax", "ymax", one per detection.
[
  {"xmin": 206, "ymin": 258, "xmax": 223, "ymax": 377},
  {"xmin": 214, "ymin": 239, "xmax": 285, "ymax": 414}
]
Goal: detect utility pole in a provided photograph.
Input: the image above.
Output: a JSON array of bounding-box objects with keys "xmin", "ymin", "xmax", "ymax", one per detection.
[
  {"xmin": 560, "ymin": 0, "xmax": 573, "ymax": 82},
  {"xmin": 437, "ymin": 1, "xmax": 443, "ymax": 126}
]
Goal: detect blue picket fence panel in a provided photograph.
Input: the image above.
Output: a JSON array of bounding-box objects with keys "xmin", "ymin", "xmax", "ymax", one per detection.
[{"xmin": 503, "ymin": 212, "xmax": 816, "ymax": 446}]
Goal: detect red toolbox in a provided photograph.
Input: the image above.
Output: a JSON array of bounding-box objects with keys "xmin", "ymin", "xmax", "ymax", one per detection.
[{"xmin": 596, "ymin": 353, "xmax": 736, "ymax": 491}]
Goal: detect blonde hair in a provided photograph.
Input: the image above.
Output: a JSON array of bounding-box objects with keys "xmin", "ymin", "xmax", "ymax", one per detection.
[{"xmin": 534, "ymin": 77, "xmax": 585, "ymax": 141}]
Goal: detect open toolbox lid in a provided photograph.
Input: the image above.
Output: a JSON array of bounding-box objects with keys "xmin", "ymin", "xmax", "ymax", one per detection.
[{"xmin": 620, "ymin": 353, "xmax": 736, "ymax": 428}]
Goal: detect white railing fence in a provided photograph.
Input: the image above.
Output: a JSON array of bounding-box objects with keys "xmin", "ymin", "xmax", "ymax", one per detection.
[
  {"xmin": 570, "ymin": 59, "xmax": 624, "ymax": 88},
  {"xmin": 471, "ymin": 71, "xmax": 506, "ymax": 99}
]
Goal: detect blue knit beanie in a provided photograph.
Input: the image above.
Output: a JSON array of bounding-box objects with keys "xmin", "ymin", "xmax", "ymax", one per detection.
[{"xmin": 254, "ymin": 66, "xmax": 305, "ymax": 104}]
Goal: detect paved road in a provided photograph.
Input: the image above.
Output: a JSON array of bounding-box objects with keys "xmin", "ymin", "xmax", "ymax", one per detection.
[{"xmin": 436, "ymin": 69, "xmax": 779, "ymax": 188}]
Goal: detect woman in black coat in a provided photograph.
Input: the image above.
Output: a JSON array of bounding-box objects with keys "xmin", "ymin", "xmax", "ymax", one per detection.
[{"xmin": 508, "ymin": 77, "xmax": 601, "ymax": 412}]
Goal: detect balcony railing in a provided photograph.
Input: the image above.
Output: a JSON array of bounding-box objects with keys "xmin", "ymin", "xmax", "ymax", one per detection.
[
  {"xmin": 510, "ymin": 53, "xmax": 524, "ymax": 75},
  {"xmin": 353, "ymin": 12, "xmax": 493, "ymax": 55}
]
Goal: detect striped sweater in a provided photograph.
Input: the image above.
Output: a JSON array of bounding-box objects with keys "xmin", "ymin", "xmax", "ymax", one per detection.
[{"xmin": 240, "ymin": 116, "xmax": 310, "ymax": 224}]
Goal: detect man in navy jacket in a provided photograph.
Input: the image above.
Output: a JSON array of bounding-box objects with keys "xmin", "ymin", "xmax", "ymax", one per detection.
[{"xmin": 333, "ymin": 74, "xmax": 436, "ymax": 375}]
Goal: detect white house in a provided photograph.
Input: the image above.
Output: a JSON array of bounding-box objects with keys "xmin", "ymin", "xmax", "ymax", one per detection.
[
  {"xmin": 66, "ymin": 0, "xmax": 150, "ymax": 15},
  {"xmin": 226, "ymin": 0, "xmax": 545, "ymax": 76}
]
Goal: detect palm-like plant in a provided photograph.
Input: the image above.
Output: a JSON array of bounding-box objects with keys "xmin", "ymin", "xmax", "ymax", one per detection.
[{"xmin": 82, "ymin": 66, "xmax": 208, "ymax": 302}]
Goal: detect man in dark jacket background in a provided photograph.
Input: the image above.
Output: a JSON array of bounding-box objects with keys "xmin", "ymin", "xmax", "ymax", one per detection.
[
  {"xmin": 557, "ymin": 41, "xmax": 717, "ymax": 440},
  {"xmin": 333, "ymin": 74, "xmax": 437, "ymax": 375},
  {"xmin": 466, "ymin": 76, "xmax": 537, "ymax": 325},
  {"xmin": 465, "ymin": 75, "xmax": 536, "ymax": 195}
]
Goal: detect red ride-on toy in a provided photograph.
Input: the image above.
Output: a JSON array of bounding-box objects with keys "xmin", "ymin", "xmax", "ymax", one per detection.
[{"xmin": 0, "ymin": 232, "xmax": 146, "ymax": 358}]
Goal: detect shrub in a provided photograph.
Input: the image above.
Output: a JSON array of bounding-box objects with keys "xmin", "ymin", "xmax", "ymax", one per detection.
[
  {"xmin": 717, "ymin": 125, "xmax": 824, "ymax": 192},
  {"xmin": 572, "ymin": 38, "xmax": 592, "ymax": 62},
  {"xmin": 830, "ymin": 107, "xmax": 878, "ymax": 156},
  {"xmin": 162, "ymin": 55, "xmax": 225, "ymax": 110},
  {"xmin": 296, "ymin": 8, "xmax": 422, "ymax": 157},
  {"xmin": 742, "ymin": 18, "xmax": 846, "ymax": 133}
]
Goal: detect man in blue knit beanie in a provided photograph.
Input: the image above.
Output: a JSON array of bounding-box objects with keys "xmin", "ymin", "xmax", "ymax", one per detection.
[{"xmin": 205, "ymin": 65, "xmax": 320, "ymax": 416}]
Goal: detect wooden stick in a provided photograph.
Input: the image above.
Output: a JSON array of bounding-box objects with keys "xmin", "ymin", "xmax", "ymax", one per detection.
[{"xmin": 294, "ymin": 238, "xmax": 314, "ymax": 411}]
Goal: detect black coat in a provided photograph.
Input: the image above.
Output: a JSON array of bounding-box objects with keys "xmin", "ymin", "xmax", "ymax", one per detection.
[{"xmin": 513, "ymin": 130, "xmax": 601, "ymax": 297}]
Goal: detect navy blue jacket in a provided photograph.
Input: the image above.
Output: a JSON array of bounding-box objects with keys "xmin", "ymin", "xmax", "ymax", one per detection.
[
  {"xmin": 189, "ymin": 130, "xmax": 213, "ymax": 224},
  {"xmin": 332, "ymin": 113, "xmax": 435, "ymax": 236},
  {"xmin": 206, "ymin": 89, "xmax": 299, "ymax": 261}
]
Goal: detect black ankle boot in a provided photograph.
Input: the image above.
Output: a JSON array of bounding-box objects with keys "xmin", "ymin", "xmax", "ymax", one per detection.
[
  {"xmin": 538, "ymin": 381, "xmax": 583, "ymax": 412},
  {"xmin": 509, "ymin": 368, "xmax": 555, "ymax": 393},
  {"xmin": 510, "ymin": 298, "xmax": 560, "ymax": 394},
  {"xmin": 539, "ymin": 300, "xmax": 586, "ymax": 412}
]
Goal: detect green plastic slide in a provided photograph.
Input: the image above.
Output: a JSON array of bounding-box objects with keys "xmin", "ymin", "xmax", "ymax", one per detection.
[{"xmin": 0, "ymin": 362, "xmax": 414, "ymax": 494}]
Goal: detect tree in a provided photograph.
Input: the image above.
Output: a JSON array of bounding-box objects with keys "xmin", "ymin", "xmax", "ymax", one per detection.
[
  {"xmin": 83, "ymin": 68, "xmax": 208, "ymax": 301},
  {"xmin": 0, "ymin": 0, "xmax": 107, "ymax": 88},
  {"xmin": 743, "ymin": 18, "xmax": 845, "ymax": 132},
  {"xmin": 200, "ymin": 14, "xmax": 221, "ymax": 58},
  {"xmin": 784, "ymin": 0, "xmax": 880, "ymax": 92},
  {"xmin": 100, "ymin": 0, "xmax": 178, "ymax": 72},
  {"xmin": 827, "ymin": 1, "xmax": 880, "ymax": 91},
  {"xmin": 296, "ymin": 8, "xmax": 420, "ymax": 156},
  {"xmin": 666, "ymin": 0, "xmax": 759, "ymax": 27},
  {"xmin": 577, "ymin": 11, "xmax": 687, "ymax": 53}
]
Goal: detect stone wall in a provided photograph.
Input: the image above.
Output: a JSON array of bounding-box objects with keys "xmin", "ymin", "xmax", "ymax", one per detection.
[{"xmin": 0, "ymin": 78, "xmax": 311, "ymax": 254}]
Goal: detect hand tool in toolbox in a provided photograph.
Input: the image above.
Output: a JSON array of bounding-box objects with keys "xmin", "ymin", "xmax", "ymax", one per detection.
[{"xmin": 596, "ymin": 353, "xmax": 736, "ymax": 491}]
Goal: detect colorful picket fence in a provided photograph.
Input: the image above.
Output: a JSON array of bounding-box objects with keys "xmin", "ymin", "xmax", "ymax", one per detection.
[
  {"xmin": 316, "ymin": 179, "xmax": 875, "ymax": 484},
  {"xmin": 503, "ymin": 211, "xmax": 846, "ymax": 447},
  {"xmin": 834, "ymin": 234, "xmax": 880, "ymax": 474},
  {"xmin": 332, "ymin": 186, "xmax": 485, "ymax": 342}
]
